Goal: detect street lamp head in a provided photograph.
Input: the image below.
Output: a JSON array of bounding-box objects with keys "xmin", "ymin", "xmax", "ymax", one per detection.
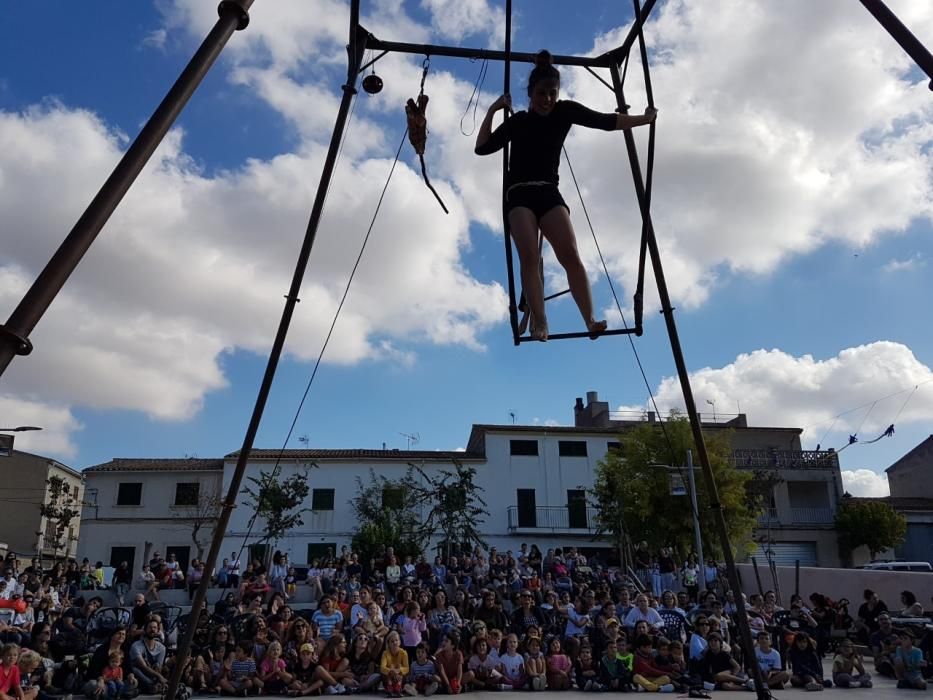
[{"xmin": 0, "ymin": 426, "xmax": 43, "ymax": 432}]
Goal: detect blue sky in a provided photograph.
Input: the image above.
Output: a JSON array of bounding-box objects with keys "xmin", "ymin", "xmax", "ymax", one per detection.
[{"xmin": 1, "ymin": 1, "xmax": 932, "ymax": 497}]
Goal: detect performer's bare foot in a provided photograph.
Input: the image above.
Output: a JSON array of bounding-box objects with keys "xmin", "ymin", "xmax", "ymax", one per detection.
[{"xmin": 587, "ymin": 319, "xmax": 607, "ymax": 340}]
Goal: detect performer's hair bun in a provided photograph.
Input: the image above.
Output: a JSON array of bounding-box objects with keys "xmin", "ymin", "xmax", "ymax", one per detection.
[{"xmin": 527, "ymin": 49, "xmax": 560, "ymax": 96}]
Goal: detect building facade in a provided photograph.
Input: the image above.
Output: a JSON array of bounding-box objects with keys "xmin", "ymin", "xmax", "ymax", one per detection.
[
  {"xmin": 79, "ymin": 458, "xmax": 223, "ymax": 574},
  {"xmin": 880, "ymin": 436, "xmax": 933, "ymax": 565},
  {"xmin": 0, "ymin": 450, "xmax": 84, "ymax": 559},
  {"xmin": 77, "ymin": 391, "xmax": 846, "ymax": 570}
]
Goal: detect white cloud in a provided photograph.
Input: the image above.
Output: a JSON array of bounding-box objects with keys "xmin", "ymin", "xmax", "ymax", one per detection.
[
  {"xmin": 419, "ymin": 0, "xmax": 505, "ymax": 43},
  {"xmin": 0, "ymin": 100, "xmax": 505, "ymax": 424},
  {"xmin": 141, "ymin": 28, "xmax": 167, "ymax": 50},
  {"xmin": 842, "ymin": 468, "xmax": 890, "ymax": 497},
  {"xmin": 882, "ymin": 253, "xmax": 926, "ymax": 272},
  {"xmin": 0, "ymin": 395, "xmax": 82, "ymax": 460},
  {"xmin": 643, "ymin": 341, "xmax": 933, "ymax": 437}
]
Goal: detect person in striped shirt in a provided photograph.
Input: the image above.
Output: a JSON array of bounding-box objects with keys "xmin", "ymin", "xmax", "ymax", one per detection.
[{"xmin": 313, "ymin": 596, "xmax": 344, "ymax": 641}]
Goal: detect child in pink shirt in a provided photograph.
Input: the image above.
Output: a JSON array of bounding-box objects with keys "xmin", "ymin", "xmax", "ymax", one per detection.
[
  {"xmin": 546, "ymin": 638, "xmax": 572, "ymax": 690},
  {"xmin": 400, "ymin": 603, "xmax": 427, "ymax": 658}
]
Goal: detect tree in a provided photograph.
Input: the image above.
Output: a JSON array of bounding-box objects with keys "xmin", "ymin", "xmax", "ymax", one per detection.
[
  {"xmin": 39, "ymin": 475, "xmax": 81, "ymax": 562},
  {"xmin": 174, "ymin": 481, "xmax": 222, "ymax": 559},
  {"xmin": 241, "ymin": 467, "xmax": 313, "ymax": 548},
  {"xmin": 350, "ymin": 470, "xmax": 423, "ymax": 564},
  {"xmin": 590, "ymin": 415, "xmax": 758, "ymax": 559},
  {"xmin": 410, "ymin": 461, "xmax": 489, "ymax": 557},
  {"xmin": 835, "ymin": 499, "xmax": 907, "ymax": 559}
]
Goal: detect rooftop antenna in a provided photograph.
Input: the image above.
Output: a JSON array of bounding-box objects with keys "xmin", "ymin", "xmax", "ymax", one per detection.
[
  {"xmin": 509, "ymin": 410, "xmax": 516, "ymax": 424},
  {"xmin": 298, "ymin": 434, "xmax": 310, "ymax": 447},
  {"xmin": 399, "ymin": 431, "xmax": 420, "ymax": 450}
]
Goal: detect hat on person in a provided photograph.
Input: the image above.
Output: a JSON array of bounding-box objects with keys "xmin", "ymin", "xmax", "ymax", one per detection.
[{"xmin": 300, "ymin": 643, "xmax": 314, "ymax": 653}]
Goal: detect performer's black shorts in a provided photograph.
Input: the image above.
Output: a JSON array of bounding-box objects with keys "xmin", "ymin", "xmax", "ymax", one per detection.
[{"xmin": 506, "ymin": 182, "xmax": 569, "ymax": 220}]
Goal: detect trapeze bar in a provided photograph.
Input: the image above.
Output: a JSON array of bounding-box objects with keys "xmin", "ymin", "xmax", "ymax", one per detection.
[
  {"xmin": 516, "ymin": 327, "xmax": 641, "ymax": 343},
  {"xmin": 363, "ymin": 32, "xmax": 612, "ymax": 68}
]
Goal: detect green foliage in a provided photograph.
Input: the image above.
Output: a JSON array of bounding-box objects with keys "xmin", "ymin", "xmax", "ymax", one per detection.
[
  {"xmin": 242, "ymin": 467, "xmax": 313, "ymax": 546},
  {"xmin": 590, "ymin": 415, "xmax": 758, "ymax": 558},
  {"xmin": 410, "ymin": 462, "xmax": 489, "ymax": 556},
  {"xmin": 835, "ymin": 499, "xmax": 907, "ymax": 558},
  {"xmin": 350, "ymin": 470, "xmax": 423, "ymax": 564},
  {"xmin": 39, "ymin": 475, "xmax": 81, "ymax": 560}
]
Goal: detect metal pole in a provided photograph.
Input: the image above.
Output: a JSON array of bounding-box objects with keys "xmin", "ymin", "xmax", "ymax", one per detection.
[
  {"xmin": 687, "ymin": 450, "xmax": 706, "ymax": 591},
  {"xmin": 501, "ymin": 0, "xmax": 519, "ymax": 343},
  {"xmin": 0, "ymin": 0, "xmax": 254, "ymax": 378},
  {"xmin": 162, "ymin": 7, "xmax": 366, "ymax": 700},
  {"xmin": 608, "ymin": 61, "xmax": 767, "ymax": 699},
  {"xmin": 859, "ymin": 0, "xmax": 933, "ymax": 90}
]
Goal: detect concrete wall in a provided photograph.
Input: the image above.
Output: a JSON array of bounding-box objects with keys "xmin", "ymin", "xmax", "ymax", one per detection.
[{"xmin": 736, "ymin": 563, "xmax": 933, "ymax": 609}]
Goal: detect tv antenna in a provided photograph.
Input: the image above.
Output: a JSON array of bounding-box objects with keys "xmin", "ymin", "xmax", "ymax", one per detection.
[
  {"xmin": 399, "ymin": 431, "xmax": 420, "ymax": 450},
  {"xmin": 297, "ymin": 434, "xmax": 310, "ymax": 447},
  {"xmin": 508, "ymin": 410, "xmax": 516, "ymax": 424}
]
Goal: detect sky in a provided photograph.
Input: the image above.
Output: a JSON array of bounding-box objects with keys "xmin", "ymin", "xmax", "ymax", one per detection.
[{"xmin": 1, "ymin": 0, "xmax": 932, "ymax": 499}]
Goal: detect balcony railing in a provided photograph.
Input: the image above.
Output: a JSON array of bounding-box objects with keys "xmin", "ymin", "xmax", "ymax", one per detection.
[
  {"xmin": 731, "ymin": 449, "xmax": 839, "ymax": 470},
  {"xmin": 758, "ymin": 507, "xmax": 779, "ymax": 525},
  {"xmin": 507, "ymin": 505, "xmax": 600, "ymax": 533},
  {"xmin": 791, "ymin": 507, "xmax": 834, "ymax": 524}
]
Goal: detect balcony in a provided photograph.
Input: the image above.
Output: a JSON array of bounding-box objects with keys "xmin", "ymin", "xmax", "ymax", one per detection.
[
  {"xmin": 731, "ymin": 449, "xmax": 839, "ymax": 470},
  {"xmin": 507, "ymin": 505, "xmax": 600, "ymax": 534},
  {"xmin": 791, "ymin": 507, "xmax": 834, "ymax": 524},
  {"xmin": 758, "ymin": 507, "xmax": 779, "ymax": 525}
]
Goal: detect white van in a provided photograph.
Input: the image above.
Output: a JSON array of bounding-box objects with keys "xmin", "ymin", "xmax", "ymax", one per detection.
[{"xmin": 861, "ymin": 561, "xmax": 933, "ymax": 572}]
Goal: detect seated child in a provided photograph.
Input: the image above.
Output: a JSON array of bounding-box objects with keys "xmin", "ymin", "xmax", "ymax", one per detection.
[
  {"xmin": 405, "ymin": 644, "xmax": 440, "ymax": 697},
  {"xmin": 895, "ymin": 632, "xmax": 927, "ymax": 690},
  {"xmin": 755, "ymin": 632, "xmax": 790, "ymax": 690},
  {"xmin": 832, "ymin": 639, "xmax": 872, "ymax": 689},
  {"xmin": 632, "ymin": 634, "xmax": 674, "ymax": 693}
]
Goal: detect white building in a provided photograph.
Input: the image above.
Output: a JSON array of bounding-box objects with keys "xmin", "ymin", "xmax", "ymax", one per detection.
[
  {"xmin": 79, "ymin": 458, "xmax": 223, "ymax": 574},
  {"xmin": 79, "ymin": 391, "xmax": 845, "ymax": 569}
]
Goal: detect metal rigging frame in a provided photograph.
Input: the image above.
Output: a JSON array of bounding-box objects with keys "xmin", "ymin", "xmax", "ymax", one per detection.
[{"xmin": 0, "ymin": 2, "xmax": 929, "ymax": 699}]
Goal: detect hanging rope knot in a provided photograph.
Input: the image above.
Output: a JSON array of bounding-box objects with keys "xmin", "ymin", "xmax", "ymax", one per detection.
[{"xmin": 405, "ymin": 56, "xmax": 448, "ymax": 214}]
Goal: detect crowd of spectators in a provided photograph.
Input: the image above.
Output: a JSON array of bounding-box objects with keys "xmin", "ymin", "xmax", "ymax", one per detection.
[{"xmin": 1, "ymin": 546, "xmax": 932, "ymax": 698}]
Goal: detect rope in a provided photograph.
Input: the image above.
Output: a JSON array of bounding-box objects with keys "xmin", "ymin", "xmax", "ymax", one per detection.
[
  {"xmin": 837, "ymin": 401, "xmax": 877, "ymax": 452},
  {"xmin": 406, "ymin": 57, "xmax": 448, "ymax": 214},
  {"xmin": 235, "ymin": 123, "xmax": 408, "ymax": 564},
  {"xmin": 460, "ymin": 57, "xmax": 490, "ymax": 135}
]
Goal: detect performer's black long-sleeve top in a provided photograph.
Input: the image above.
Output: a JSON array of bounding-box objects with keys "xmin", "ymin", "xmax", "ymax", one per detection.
[{"xmin": 475, "ymin": 100, "xmax": 617, "ymax": 188}]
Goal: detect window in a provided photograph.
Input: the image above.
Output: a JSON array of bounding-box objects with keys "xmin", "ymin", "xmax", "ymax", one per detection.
[
  {"xmin": 166, "ymin": 546, "xmax": 190, "ymax": 573},
  {"xmin": 517, "ymin": 489, "xmax": 536, "ymax": 527},
  {"xmin": 174, "ymin": 482, "xmax": 200, "ymax": 506},
  {"xmin": 109, "ymin": 546, "xmax": 136, "ymax": 572},
  {"xmin": 510, "ymin": 439, "xmax": 539, "ymax": 456},
  {"xmin": 312, "ymin": 488, "xmax": 335, "ymax": 511},
  {"xmin": 382, "ymin": 488, "xmax": 404, "ymax": 510},
  {"xmin": 116, "ymin": 482, "xmax": 142, "ymax": 506},
  {"xmin": 567, "ymin": 490, "xmax": 588, "ymax": 528},
  {"xmin": 72, "ymin": 485, "xmax": 80, "ymax": 501},
  {"xmin": 307, "ymin": 543, "xmax": 336, "ymax": 563},
  {"xmin": 607, "ymin": 441, "xmax": 623, "ymax": 453},
  {"xmin": 558, "ymin": 440, "xmax": 588, "ymax": 457}
]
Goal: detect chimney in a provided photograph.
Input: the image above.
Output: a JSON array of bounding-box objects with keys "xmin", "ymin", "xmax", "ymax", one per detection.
[{"xmin": 575, "ymin": 390, "xmax": 610, "ymax": 427}]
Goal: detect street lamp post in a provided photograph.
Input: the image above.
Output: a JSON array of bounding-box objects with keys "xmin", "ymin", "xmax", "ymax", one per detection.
[
  {"xmin": 0, "ymin": 426, "xmax": 42, "ymax": 456},
  {"xmin": 655, "ymin": 454, "xmax": 705, "ymax": 591}
]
